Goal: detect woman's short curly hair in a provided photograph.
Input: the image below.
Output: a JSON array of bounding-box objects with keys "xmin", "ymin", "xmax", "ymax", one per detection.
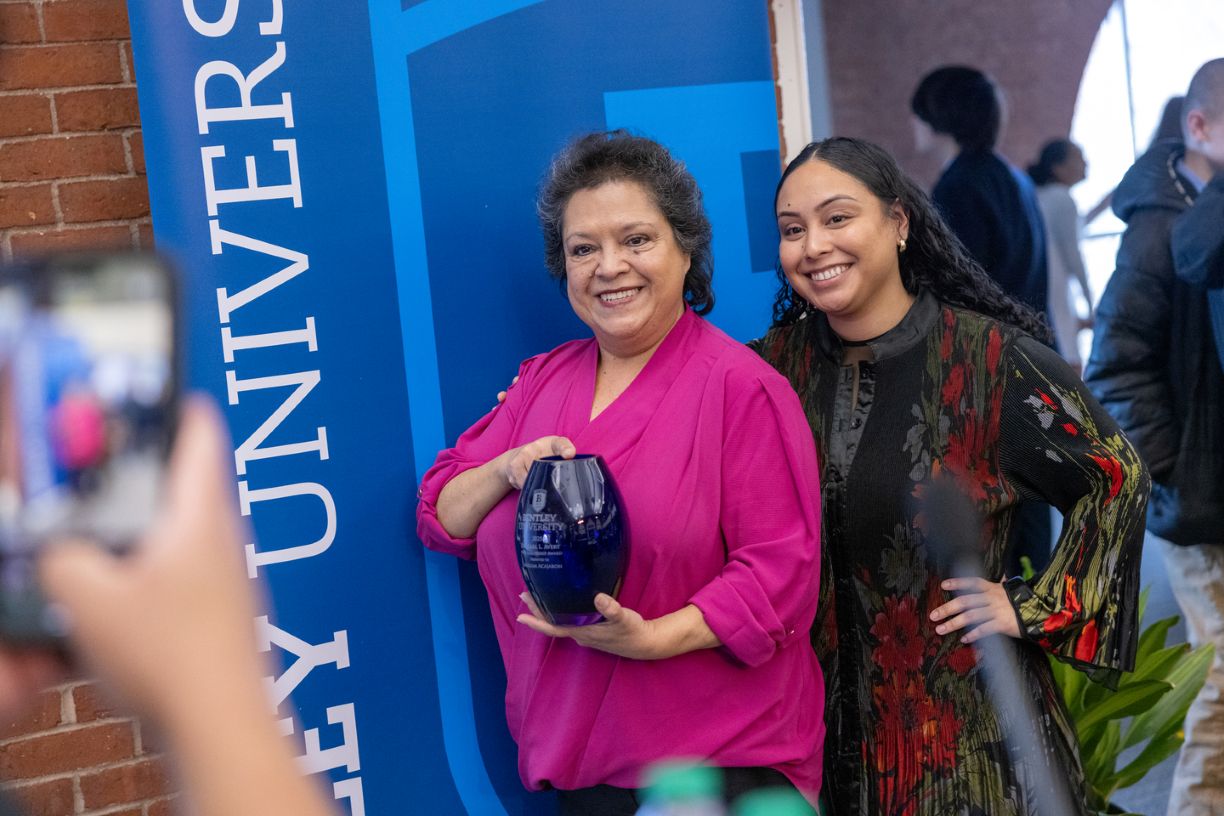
[{"xmin": 537, "ymin": 130, "xmax": 714, "ymax": 315}]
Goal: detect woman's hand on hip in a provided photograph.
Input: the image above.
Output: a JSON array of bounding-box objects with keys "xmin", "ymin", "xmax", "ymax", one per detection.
[
  {"xmin": 516, "ymin": 593, "xmax": 719, "ymax": 660},
  {"xmin": 929, "ymin": 577, "xmax": 1021, "ymax": 643},
  {"xmin": 498, "ymin": 435, "xmax": 575, "ymax": 490}
]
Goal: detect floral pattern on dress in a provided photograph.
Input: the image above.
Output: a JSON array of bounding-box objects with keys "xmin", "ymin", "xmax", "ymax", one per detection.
[{"xmin": 753, "ymin": 293, "xmax": 1149, "ymax": 816}]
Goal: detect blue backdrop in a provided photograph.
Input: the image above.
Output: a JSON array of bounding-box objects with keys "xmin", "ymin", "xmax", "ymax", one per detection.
[{"xmin": 126, "ymin": 2, "xmax": 782, "ymax": 813}]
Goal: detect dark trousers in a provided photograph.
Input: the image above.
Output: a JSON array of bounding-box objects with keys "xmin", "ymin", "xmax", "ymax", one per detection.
[
  {"xmin": 556, "ymin": 766, "xmax": 796, "ymax": 816},
  {"xmin": 1007, "ymin": 499, "xmax": 1053, "ymax": 576}
]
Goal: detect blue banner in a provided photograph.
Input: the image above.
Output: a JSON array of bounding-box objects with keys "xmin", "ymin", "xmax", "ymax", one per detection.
[{"xmin": 126, "ymin": 2, "xmax": 781, "ymax": 813}]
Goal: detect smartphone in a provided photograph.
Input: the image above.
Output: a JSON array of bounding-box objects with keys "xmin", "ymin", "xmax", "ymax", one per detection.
[{"xmin": 0, "ymin": 252, "xmax": 179, "ymax": 642}]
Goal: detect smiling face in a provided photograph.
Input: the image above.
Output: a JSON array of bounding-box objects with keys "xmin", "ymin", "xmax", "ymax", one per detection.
[
  {"xmin": 776, "ymin": 159, "xmax": 913, "ymax": 340},
  {"xmin": 562, "ymin": 180, "xmax": 690, "ymax": 359}
]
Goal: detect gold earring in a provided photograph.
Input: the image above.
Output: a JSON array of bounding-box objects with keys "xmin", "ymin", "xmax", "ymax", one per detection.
[{"xmin": 898, "ymin": 238, "xmax": 907, "ymax": 253}]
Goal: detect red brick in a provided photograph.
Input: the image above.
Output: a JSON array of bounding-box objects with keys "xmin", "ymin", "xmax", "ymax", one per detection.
[
  {"xmin": 0, "ymin": 94, "xmax": 54, "ymax": 137},
  {"xmin": 10, "ymin": 224, "xmax": 134, "ymax": 256},
  {"xmin": 0, "ymin": 721, "xmax": 136, "ymax": 779},
  {"xmin": 0, "ymin": 43, "xmax": 124, "ymax": 92},
  {"xmin": 0, "ymin": 689, "xmax": 61, "ymax": 741},
  {"xmin": 0, "ymin": 134, "xmax": 127, "ymax": 182},
  {"xmin": 42, "ymin": 0, "xmax": 131, "ymax": 42},
  {"xmin": 2, "ymin": 777, "xmax": 74, "ymax": 816},
  {"xmin": 146, "ymin": 798, "xmax": 178, "ymax": 816},
  {"xmin": 136, "ymin": 220, "xmax": 152, "ymax": 249},
  {"xmin": 59, "ymin": 175, "xmax": 149, "ymax": 222},
  {"xmin": 71, "ymin": 682, "xmax": 123, "ymax": 724},
  {"xmin": 55, "ymin": 86, "xmax": 139, "ymax": 131},
  {"xmin": 127, "ymin": 129, "xmax": 143, "ymax": 173},
  {"xmin": 80, "ymin": 757, "xmax": 172, "ymax": 809},
  {"xmin": 0, "ymin": 3, "xmax": 42, "ymax": 44},
  {"xmin": 0, "ymin": 184, "xmax": 55, "ymax": 228}
]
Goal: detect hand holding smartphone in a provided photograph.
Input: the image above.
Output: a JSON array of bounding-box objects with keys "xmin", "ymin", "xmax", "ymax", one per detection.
[{"xmin": 0, "ymin": 253, "xmax": 179, "ymax": 643}]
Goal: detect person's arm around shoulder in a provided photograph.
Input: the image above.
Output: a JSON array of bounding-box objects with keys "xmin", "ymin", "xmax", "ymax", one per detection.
[{"xmin": 39, "ymin": 401, "xmax": 336, "ymax": 816}]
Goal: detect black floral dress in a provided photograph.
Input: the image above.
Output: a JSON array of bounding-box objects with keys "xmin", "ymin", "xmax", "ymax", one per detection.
[{"xmin": 753, "ymin": 292, "xmax": 1149, "ymax": 816}]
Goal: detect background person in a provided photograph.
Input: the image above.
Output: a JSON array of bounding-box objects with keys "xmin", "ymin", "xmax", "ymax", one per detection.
[
  {"xmin": 416, "ymin": 132, "xmax": 824, "ymax": 815},
  {"xmin": 1029, "ymin": 139, "xmax": 1095, "ymax": 371},
  {"xmin": 910, "ymin": 64, "xmax": 1055, "ymax": 574},
  {"xmin": 755, "ymin": 136, "xmax": 1148, "ymax": 815},
  {"xmin": 1086, "ymin": 57, "xmax": 1224, "ymax": 816}
]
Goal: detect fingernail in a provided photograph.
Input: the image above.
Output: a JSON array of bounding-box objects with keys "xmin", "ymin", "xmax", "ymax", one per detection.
[{"xmin": 936, "ymin": 625, "xmax": 946, "ymax": 634}]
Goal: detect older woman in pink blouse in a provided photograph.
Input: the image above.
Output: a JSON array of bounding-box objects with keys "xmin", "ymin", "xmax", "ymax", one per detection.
[{"xmin": 416, "ymin": 132, "xmax": 824, "ymax": 815}]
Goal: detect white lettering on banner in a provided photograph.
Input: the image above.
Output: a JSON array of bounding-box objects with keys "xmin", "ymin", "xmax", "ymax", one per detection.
[
  {"xmin": 209, "ymin": 220, "xmax": 309, "ymax": 322},
  {"xmin": 201, "ymin": 139, "xmax": 302, "ymax": 216},
  {"xmin": 182, "ymin": 0, "xmax": 239, "ymax": 37},
  {"xmin": 239, "ymin": 480, "xmax": 336, "ymax": 577},
  {"xmin": 256, "ymin": 616, "xmax": 349, "ymax": 707},
  {"xmin": 221, "ymin": 317, "xmax": 317, "ymax": 362},
  {"xmin": 195, "ymin": 43, "xmax": 294, "ymax": 134},
  {"xmin": 260, "ymin": 0, "xmax": 284, "ymax": 36},
  {"xmin": 226, "ymin": 369, "xmax": 328, "ymax": 476},
  {"xmin": 184, "ymin": 2, "xmax": 365, "ymax": 808},
  {"xmin": 333, "ymin": 779, "xmax": 365, "ymax": 816},
  {"xmin": 294, "ymin": 703, "xmax": 361, "ymax": 775}
]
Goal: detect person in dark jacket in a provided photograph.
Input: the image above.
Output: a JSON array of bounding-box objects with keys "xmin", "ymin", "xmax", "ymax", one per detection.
[
  {"xmin": 1085, "ymin": 57, "xmax": 1224, "ymax": 815},
  {"xmin": 911, "ymin": 65, "xmax": 1053, "ymax": 574},
  {"xmin": 910, "ymin": 66, "xmax": 1049, "ymax": 317},
  {"xmin": 1174, "ymin": 172, "xmax": 1224, "ymax": 373}
]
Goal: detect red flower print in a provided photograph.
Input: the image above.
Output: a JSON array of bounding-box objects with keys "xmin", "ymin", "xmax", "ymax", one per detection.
[
  {"xmin": 1062, "ymin": 422, "xmax": 1079, "ymax": 436},
  {"xmin": 873, "ymin": 673, "xmax": 962, "ymax": 810},
  {"xmin": 1042, "ymin": 576, "xmax": 1084, "ymax": 633},
  {"xmin": 923, "ymin": 698, "xmax": 962, "ymax": 775},
  {"xmin": 874, "ymin": 674, "xmax": 926, "ymax": 808},
  {"xmin": 871, "ymin": 596, "xmax": 925, "ymax": 673},
  {"xmin": 1037, "ymin": 389, "xmax": 1059, "ymax": 409},
  {"xmin": 1088, "ymin": 453, "xmax": 1124, "ymax": 504},
  {"xmin": 986, "ymin": 326, "xmax": 1003, "ymax": 373},
  {"xmin": 948, "ymin": 645, "xmax": 977, "ymax": 675},
  {"xmin": 1074, "ymin": 619, "xmax": 1100, "ymax": 663},
  {"xmin": 941, "ymin": 363, "xmax": 966, "ymax": 406}
]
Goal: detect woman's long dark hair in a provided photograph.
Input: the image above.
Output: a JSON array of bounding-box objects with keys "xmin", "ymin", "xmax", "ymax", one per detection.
[{"xmin": 770, "ymin": 137, "xmax": 1051, "ymax": 341}]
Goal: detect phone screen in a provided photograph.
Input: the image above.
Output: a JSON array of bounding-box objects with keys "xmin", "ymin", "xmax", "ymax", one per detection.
[{"xmin": 0, "ymin": 253, "xmax": 178, "ymax": 640}]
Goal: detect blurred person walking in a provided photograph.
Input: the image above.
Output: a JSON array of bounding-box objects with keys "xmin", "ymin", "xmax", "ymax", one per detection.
[
  {"xmin": 1029, "ymin": 140, "xmax": 1094, "ymax": 371},
  {"xmin": 911, "ymin": 65, "xmax": 1054, "ymax": 574},
  {"xmin": 1085, "ymin": 58, "xmax": 1224, "ymax": 816}
]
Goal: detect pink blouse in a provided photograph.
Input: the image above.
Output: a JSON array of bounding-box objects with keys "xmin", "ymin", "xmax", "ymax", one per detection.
[{"xmin": 416, "ymin": 309, "xmax": 824, "ymax": 795}]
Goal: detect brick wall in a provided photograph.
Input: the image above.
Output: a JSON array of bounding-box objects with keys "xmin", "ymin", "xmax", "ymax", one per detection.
[
  {"xmin": 0, "ymin": 2, "xmax": 170, "ymax": 814},
  {"xmin": 0, "ymin": 0, "xmax": 150, "ymax": 263},
  {"xmin": 819, "ymin": 0, "xmax": 1114, "ymax": 189}
]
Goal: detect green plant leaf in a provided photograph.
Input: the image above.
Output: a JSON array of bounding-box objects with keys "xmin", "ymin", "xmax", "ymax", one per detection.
[
  {"xmin": 1134, "ymin": 615, "xmax": 1177, "ymax": 664},
  {"xmin": 1122, "ymin": 643, "xmax": 1214, "ymax": 750},
  {"xmin": 1083, "ymin": 719, "xmax": 1121, "ymax": 789},
  {"xmin": 1128, "ymin": 643, "xmax": 1191, "ymax": 687},
  {"xmin": 1076, "ymin": 679, "xmax": 1172, "ymax": 733},
  {"xmin": 1110, "ymin": 729, "xmax": 1186, "ymax": 791}
]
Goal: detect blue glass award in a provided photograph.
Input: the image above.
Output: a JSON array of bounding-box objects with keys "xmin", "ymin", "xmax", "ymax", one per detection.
[{"xmin": 515, "ymin": 455, "xmax": 627, "ymax": 626}]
